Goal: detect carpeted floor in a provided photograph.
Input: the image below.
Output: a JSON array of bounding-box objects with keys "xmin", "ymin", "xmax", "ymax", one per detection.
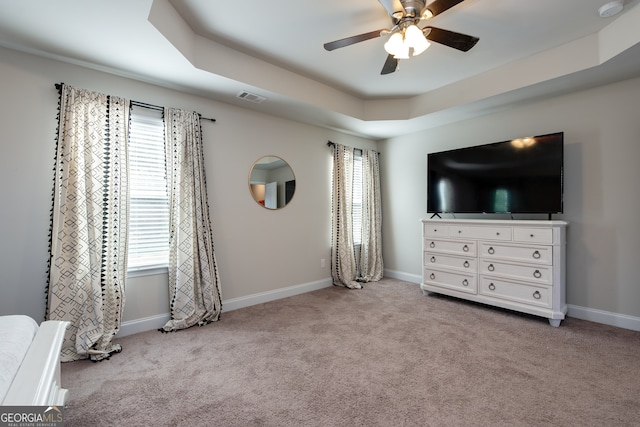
[{"xmin": 61, "ymin": 278, "xmax": 640, "ymax": 426}]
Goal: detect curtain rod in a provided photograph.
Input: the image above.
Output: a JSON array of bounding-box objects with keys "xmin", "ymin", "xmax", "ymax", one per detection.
[
  {"xmin": 55, "ymin": 83, "xmax": 216, "ymax": 122},
  {"xmin": 130, "ymin": 100, "xmax": 216, "ymax": 123},
  {"xmin": 327, "ymin": 141, "xmax": 380, "ymax": 155}
]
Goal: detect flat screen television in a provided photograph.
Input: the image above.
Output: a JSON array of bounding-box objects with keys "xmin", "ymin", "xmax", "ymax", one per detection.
[{"xmin": 427, "ymin": 132, "xmax": 563, "ymax": 214}]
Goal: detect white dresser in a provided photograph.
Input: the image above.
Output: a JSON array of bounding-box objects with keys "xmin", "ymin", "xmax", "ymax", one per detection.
[{"xmin": 421, "ymin": 219, "xmax": 568, "ymax": 326}]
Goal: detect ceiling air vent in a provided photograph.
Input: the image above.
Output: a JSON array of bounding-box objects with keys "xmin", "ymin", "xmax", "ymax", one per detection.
[{"xmin": 236, "ymin": 91, "xmax": 267, "ymax": 104}]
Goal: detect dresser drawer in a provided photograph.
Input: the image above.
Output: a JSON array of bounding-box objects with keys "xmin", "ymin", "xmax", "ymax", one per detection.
[
  {"xmin": 479, "ymin": 243, "xmax": 552, "ymax": 265},
  {"xmin": 425, "ymin": 252, "xmax": 477, "ymax": 273},
  {"xmin": 449, "ymin": 225, "xmax": 512, "ymax": 241},
  {"xmin": 513, "ymin": 227, "xmax": 553, "ymax": 244},
  {"xmin": 424, "ymin": 224, "xmax": 450, "ymax": 238},
  {"xmin": 479, "ymin": 277, "xmax": 552, "ymax": 309},
  {"xmin": 424, "ymin": 238, "xmax": 476, "ymax": 256},
  {"xmin": 480, "ymin": 260, "xmax": 552, "ymax": 285},
  {"xmin": 424, "ymin": 267, "xmax": 477, "ymax": 294}
]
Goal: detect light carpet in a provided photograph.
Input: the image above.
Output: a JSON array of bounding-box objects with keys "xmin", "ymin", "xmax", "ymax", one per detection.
[{"xmin": 61, "ymin": 278, "xmax": 640, "ymax": 426}]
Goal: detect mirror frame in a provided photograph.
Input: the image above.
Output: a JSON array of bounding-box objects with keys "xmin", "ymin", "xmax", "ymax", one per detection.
[{"xmin": 248, "ymin": 155, "xmax": 296, "ymax": 210}]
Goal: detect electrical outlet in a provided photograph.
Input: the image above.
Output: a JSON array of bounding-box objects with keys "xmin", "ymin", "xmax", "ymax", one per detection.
[{"xmin": 320, "ymin": 259, "xmax": 326, "ymax": 268}]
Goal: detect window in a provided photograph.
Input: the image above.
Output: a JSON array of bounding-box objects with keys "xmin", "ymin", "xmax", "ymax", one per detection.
[
  {"xmin": 127, "ymin": 105, "xmax": 169, "ymax": 270},
  {"xmin": 352, "ymin": 151, "xmax": 363, "ymax": 245}
]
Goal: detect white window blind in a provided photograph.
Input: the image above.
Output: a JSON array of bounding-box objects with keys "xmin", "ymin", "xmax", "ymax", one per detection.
[
  {"xmin": 352, "ymin": 151, "xmax": 363, "ymax": 245},
  {"xmin": 128, "ymin": 105, "xmax": 169, "ymax": 270}
]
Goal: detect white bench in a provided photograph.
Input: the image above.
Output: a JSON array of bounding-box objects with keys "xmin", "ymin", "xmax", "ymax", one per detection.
[{"xmin": 0, "ymin": 315, "xmax": 69, "ymax": 406}]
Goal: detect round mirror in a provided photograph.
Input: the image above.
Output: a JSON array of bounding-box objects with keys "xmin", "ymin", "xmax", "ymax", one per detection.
[{"xmin": 249, "ymin": 156, "xmax": 296, "ymax": 209}]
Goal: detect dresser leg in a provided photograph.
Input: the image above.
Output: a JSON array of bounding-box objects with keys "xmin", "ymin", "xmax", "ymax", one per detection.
[{"xmin": 548, "ymin": 318, "xmax": 562, "ymax": 327}]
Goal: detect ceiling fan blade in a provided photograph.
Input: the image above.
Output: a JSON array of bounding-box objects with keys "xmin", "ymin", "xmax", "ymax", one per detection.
[
  {"xmin": 381, "ymin": 54, "xmax": 399, "ymax": 75},
  {"xmin": 324, "ymin": 29, "xmax": 385, "ymax": 51},
  {"xmin": 378, "ymin": 0, "xmax": 405, "ymax": 17},
  {"xmin": 424, "ymin": 26, "xmax": 479, "ymax": 52},
  {"xmin": 424, "ymin": 0, "xmax": 465, "ymax": 18}
]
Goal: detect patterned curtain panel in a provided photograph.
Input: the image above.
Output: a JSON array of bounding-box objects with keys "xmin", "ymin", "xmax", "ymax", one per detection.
[
  {"xmin": 47, "ymin": 84, "xmax": 128, "ymax": 362},
  {"xmin": 160, "ymin": 108, "xmax": 222, "ymax": 332},
  {"xmin": 359, "ymin": 148, "xmax": 383, "ymax": 282},
  {"xmin": 331, "ymin": 144, "xmax": 384, "ymax": 288},
  {"xmin": 331, "ymin": 144, "xmax": 361, "ymax": 288}
]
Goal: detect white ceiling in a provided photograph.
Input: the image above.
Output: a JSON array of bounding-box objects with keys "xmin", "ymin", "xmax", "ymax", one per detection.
[{"xmin": 1, "ymin": 0, "xmax": 640, "ymax": 139}]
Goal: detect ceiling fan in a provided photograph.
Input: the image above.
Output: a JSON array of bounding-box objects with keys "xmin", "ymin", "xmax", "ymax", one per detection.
[{"xmin": 323, "ymin": 0, "xmax": 479, "ymax": 75}]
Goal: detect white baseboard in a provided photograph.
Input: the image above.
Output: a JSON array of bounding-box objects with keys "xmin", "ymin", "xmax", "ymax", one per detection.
[
  {"xmin": 567, "ymin": 304, "xmax": 640, "ymax": 331},
  {"xmin": 223, "ymin": 278, "xmax": 334, "ymax": 312},
  {"xmin": 118, "ymin": 278, "xmax": 334, "ymax": 337},
  {"xmin": 386, "ymin": 269, "xmax": 640, "ymax": 331},
  {"xmin": 384, "ymin": 269, "xmax": 422, "ymax": 284},
  {"xmin": 119, "ymin": 313, "xmax": 170, "ymax": 337},
  {"xmin": 118, "ymin": 275, "xmax": 640, "ymax": 335}
]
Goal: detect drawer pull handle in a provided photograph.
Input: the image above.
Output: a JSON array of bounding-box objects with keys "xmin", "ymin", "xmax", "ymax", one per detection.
[
  {"xmin": 430, "ymin": 273, "xmax": 436, "ymax": 280},
  {"xmin": 488, "ymin": 247, "xmax": 495, "ymax": 255},
  {"xmin": 533, "ymin": 291, "xmax": 541, "ymax": 299},
  {"xmin": 458, "ymin": 230, "xmax": 462, "ymax": 234},
  {"xmin": 462, "ymin": 279, "xmax": 469, "ymax": 287},
  {"xmin": 430, "ymin": 256, "xmax": 436, "ymax": 263},
  {"xmin": 496, "ymin": 232, "xmax": 500, "ymax": 236},
  {"xmin": 463, "ymin": 244, "xmax": 469, "ymax": 252},
  {"xmin": 530, "ymin": 234, "xmax": 535, "ymax": 238},
  {"xmin": 488, "ymin": 264, "xmax": 495, "ymax": 272},
  {"xmin": 430, "ymin": 241, "xmax": 436, "ymax": 248},
  {"xmin": 532, "ymin": 250, "xmax": 541, "ymax": 259},
  {"xmin": 433, "ymin": 229, "xmax": 438, "ymax": 233},
  {"xmin": 463, "ymin": 261, "xmax": 470, "ymax": 268},
  {"xmin": 533, "ymin": 270, "xmax": 542, "ymax": 279},
  {"xmin": 488, "ymin": 283, "xmax": 496, "ymax": 291}
]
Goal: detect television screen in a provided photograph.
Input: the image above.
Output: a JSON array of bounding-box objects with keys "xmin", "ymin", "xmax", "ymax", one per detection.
[{"xmin": 427, "ymin": 132, "xmax": 563, "ymax": 214}]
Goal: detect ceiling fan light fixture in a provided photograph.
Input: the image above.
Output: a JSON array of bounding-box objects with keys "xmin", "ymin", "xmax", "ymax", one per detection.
[
  {"xmin": 412, "ymin": 39, "xmax": 431, "ymax": 56},
  {"xmin": 384, "ymin": 32, "xmax": 405, "ymax": 56},
  {"xmin": 405, "ymin": 24, "xmax": 430, "ymax": 56},
  {"xmin": 393, "ymin": 44, "xmax": 410, "ymax": 59},
  {"xmin": 323, "ymin": 0, "xmax": 479, "ymax": 74}
]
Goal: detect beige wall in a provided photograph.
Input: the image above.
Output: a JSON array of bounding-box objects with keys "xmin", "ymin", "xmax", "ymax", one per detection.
[
  {"xmin": 1, "ymin": 44, "xmax": 638, "ymax": 331},
  {"xmin": 0, "ymin": 46, "xmax": 376, "ymax": 326},
  {"xmin": 379, "ymin": 75, "xmax": 640, "ymax": 321}
]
